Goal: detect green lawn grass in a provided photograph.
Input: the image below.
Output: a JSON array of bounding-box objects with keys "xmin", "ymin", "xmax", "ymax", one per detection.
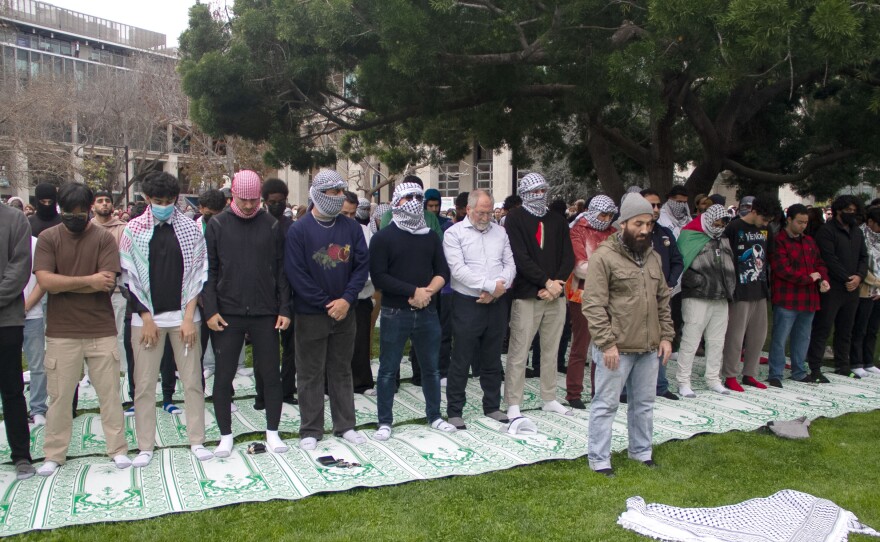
[{"xmin": 11, "ymin": 409, "xmax": 880, "ymax": 541}]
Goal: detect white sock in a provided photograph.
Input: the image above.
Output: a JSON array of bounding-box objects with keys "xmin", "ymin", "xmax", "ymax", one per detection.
[
  {"xmin": 866, "ymin": 366, "xmax": 880, "ymax": 375},
  {"xmin": 37, "ymin": 461, "xmax": 59, "ymax": 477},
  {"xmin": 373, "ymin": 426, "xmax": 392, "ymax": 441},
  {"xmin": 430, "ymin": 418, "xmax": 457, "ymax": 432},
  {"xmin": 214, "ymin": 434, "xmax": 234, "ymax": 458},
  {"xmin": 507, "ymin": 405, "xmax": 521, "ymax": 419},
  {"xmin": 542, "ymin": 400, "xmax": 572, "ymax": 415},
  {"xmin": 230, "ymin": 403, "xmax": 239, "ymax": 413},
  {"xmin": 341, "ymin": 430, "xmax": 366, "ymax": 445},
  {"xmin": 132, "ymin": 451, "xmax": 153, "ymax": 468},
  {"xmin": 32, "ymin": 414, "xmax": 46, "ymax": 426},
  {"xmin": 113, "ymin": 454, "xmax": 132, "ymax": 469},
  {"xmin": 678, "ymin": 386, "xmax": 697, "ymax": 398},
  {"xmin": 363, "ymin": 388, "xmax": 377, "ymax": 396},
  {"xmin": 191, "ymin": 445, "xmax": 213, "ymax": 461},
  {"xmin": 440, "ymin": 377, "xmax": 448, "ymax": 387},
  {"xmin": 299, "ymin": 437, "xmax": 317, "ymax": 451},
  {"xmin": 853, "ymin": 368, "xmax": 869, "ymax": 377},
  {"xmin": 709, "ymin": 383, "xmax": 730, "ymax": 395},
  {"xmin": 266, "ymin": 430, "xmax": 289, "ymax": 453}
]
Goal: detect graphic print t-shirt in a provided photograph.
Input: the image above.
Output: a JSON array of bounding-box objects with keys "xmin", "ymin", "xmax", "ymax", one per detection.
[{"xmin": 724, "ymin": 217, "xmax": 769, "ymax": 302}]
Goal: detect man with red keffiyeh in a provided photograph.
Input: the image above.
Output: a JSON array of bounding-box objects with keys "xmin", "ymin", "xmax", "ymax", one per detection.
[{"xmin": 202, "ymin": 169, "xmax": 291, "ymax": 458}]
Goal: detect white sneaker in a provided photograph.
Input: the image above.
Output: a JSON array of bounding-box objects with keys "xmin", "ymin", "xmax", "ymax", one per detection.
[
  {"xmin": 866, "ymin": 366, "xmax": 880, "ymax": 375},
  {"xmin": 203, "ymin": 368, "xmax": 214, "ymax": 380},
  {"xmin": 853, "ymin": 368, "xmax": 869, "ymax": 378},
  {"xmin": 32, "ymin": 414, "xmax": 46, "ymax": 426}
]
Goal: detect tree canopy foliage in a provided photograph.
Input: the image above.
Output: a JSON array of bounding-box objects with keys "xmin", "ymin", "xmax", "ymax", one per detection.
[{"xmin": 179, "ymin": 0, "xmax": 880, "ymax": 200}]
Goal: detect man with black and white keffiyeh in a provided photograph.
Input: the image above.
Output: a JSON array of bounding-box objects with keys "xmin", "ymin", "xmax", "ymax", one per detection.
[
  {"xmin": 369, "ymin": 183, "xmax": 455, "ymax": 441},
  {"xmin": 657, "ymin": 185, "xmax": 691, "ymax": 239}
]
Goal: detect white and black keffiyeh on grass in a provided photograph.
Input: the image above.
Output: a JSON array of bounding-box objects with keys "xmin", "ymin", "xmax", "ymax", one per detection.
[{"xmin": 618, "ymin": 490, "xmax": 879, "ymax": 542}]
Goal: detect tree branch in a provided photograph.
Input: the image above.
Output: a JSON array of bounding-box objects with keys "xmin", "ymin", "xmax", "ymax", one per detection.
[
  {"xmin": 722, "ymin": 149, "xmax": 860, "ymax": 184},
  {"xmin": 590, "ymin": 121, "xmax": 650, "ymax": 166}
]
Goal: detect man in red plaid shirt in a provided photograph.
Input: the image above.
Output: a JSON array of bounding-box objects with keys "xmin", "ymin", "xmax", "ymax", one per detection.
[{"xmin": 767, "ymin": 204, "xmax": 830, "ymax": 387}]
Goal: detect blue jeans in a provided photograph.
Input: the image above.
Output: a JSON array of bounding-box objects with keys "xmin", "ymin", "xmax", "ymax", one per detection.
[
  {"xmin": 588, "ymin": 346, "xmax": 658, "ymax": 471},
  {"xmin": 768, "ymin": 306, "xmax": 814, "ymax": 381},
  {"xmin": 23, "ymin": 317, "xmax": 47, "ymax": 416},
  {"xmin": 377, "ymin": 306, "xmax": 441, "ymax": 427}
]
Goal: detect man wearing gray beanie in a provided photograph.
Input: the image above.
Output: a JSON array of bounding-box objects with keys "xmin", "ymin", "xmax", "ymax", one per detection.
[{"xmin": 582, "ymin": 194, "xmax": 674, "ymax": 476}]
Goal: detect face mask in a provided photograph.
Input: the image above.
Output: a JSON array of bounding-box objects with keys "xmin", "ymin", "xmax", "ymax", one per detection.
[
  {"xmin": 151, "ymin": 204, "xmax": 174, "ymax": 222},
  {"xmin": 842, "ymin": 213, "xmax": 858, "ymax": 227},
  {"xmin": 267, "ymin": 201, "xmax": 286, "ymax": 218},
  {"xmin": 61, "ymin": 214, "xmax": 88, "ymax": 234},
  {"xmin": 37, "ymin": 202, "xmax": 57, "ymax": 220},
  {"xmin": 392, "ymin": 198, "xmax": 428, "ymax": 233}
]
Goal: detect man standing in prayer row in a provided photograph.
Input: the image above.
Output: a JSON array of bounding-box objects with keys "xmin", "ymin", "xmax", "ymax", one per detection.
[
  {"xmin": 91, "ymin": 190, "xmax": 129, "ymax": 373},
  {"xmin": 120, "ymin": 172, "xmax": 213, "ymax": 467},
  {"xmin": 584, "ymin": 194, "xmax": 673, "ymax": 477},
  {"xmin": 204, "ymin": 170, "xmax": 291, "ymax": 457},
  {"xmin": 35, "ymin": 183, "xmax": 129, "ymax": 476},
  {"xmin": 285, "ymin": 171, "xmax": 369, "ymax": 450},
  {"xmin": 503, "ymin": 173, "xmax": 574, "ymax": 423},
  {"xmin": 443, "ymin": 190, "xmax": 516, "ymax": 429}
]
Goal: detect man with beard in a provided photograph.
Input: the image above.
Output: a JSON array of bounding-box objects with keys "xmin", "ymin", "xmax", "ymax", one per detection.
[
  {"xmin": 583, "ymin": 194, "xmax": 673, "ymax": 476},
  {"xmin": 286, "ymin": 174, "xmax": 369, "ymax": 451},
  {"xmin": 503, "ymin": 173, "xmax": 574, "ymax": 427},
  {"xmin": 92, "ymin": 190, "xmax": 128, "ymax": 373},
  {"xmin": 371, "ymin": 182, "xmax": 455, "ymax": 440},
  {"xmin": 204, "ymin": 170, "xmax": 291, "ymax": 457},
  {"xmin": 806, "ymin": 195, "xmax": 868, "ymax": 381},
  {"xmin": 30, "ymin": 183, "xmax": 61, "ymax": 238},
  {"xmin": 443, "ymin": 190, "xmax": 515, "ymax": 429},
  {"xmin": 34, "ymin": 183, "xmax": 130, "ymax": 475},
  {"xmin": 565, "ymin": 195, "xmax": 618, "ymax": 409}
]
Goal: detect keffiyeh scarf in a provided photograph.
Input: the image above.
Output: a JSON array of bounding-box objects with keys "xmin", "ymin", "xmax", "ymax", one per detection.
[
  {"xmin": 701, "ymin": 204, "xmax": 727, "ymax": 239},
  {"xmin": 391, "ymin": 182, "xmax": 428, "ymax": 234},
  {"xmin": 518, "ymin": 172, "xmax": 549, "ymax": 217},
  {"xmin": 230, "ymin": 170, "xmax": 262, "ymax": 220},
  {"xmin": 370, "ymin": 203, "xmax": 391, "ymax": 234},
  {"xmin": 310, "ymin": 169, "xmax": 347, "ymax": 218},
  {"xmin": 663, "ymin": 199, "xmax": 691, "ymax": 227},
  {"xmin": 584, "ymin": 195, "xmax": 617, "ymax": 231},
  {"xmin": 356, "ymin": 197, "xmax": 371, "ymax": 221},
  {"xmin": 119, "ymin": 207, "xmax": 207, "ymax": 316}
]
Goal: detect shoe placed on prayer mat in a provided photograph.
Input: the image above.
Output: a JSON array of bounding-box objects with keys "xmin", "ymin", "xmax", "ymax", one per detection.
[
  {"xmin": 163, "ymin": 403, "xmax": 182, "ymax": 415},
  {"xmin": 124, "ymin": 406, "xmax": 135, "ymax": 417},
  {"xmin": 659, "ymin": 391, "xmax": 679, "ymax": 400},
  {"xmin": 853, "ymin": 368, "xmax": 869, "ymax": 378},
  {"xmin": 809, "ymin": 371, "xmax": 830, "ymax": 384},
  {"xmin": 594, "ymin": 468, "xmax": 615, "ymax": 478},
  {"xmin": 373, "ymin": 425, "xmax": 392, "ymax": 441},
  {"xmin": 447, "ymin": 417, "xmax": 467, "ymax": 430},
  {"xmin": 15, "ymin": 460, "xmax": 35, "ymax": 481},
  {"xmin": 525, "ymin": 368, "xmax": 539, "ymax": 379},
  {"xmin": 619, "ymin": 395, "xmax": 628, "ymax": 404},
  {"xmin": 742, "ymin": 376, "xmax": 767, "ymax": 389},
  {"xmin": 867, "ymin": 366, "xmax": 880, "ymax": 375},
  {"xmin": 282, "ymin": 395, "xmax": 299, "ymax": 405},
  {"xmin": 430, "ymin": 418, "xmax": 457, "ymax": 433},
  {"xmin": 791, "ymin": 374, "xmax": 810, "ymax": 383},
  {"xmin": 642, "ymin": 460, "xmax": 658, "ymax": 468},
  {"xmin": 835, "ymin": 369, "xmax": 861, "ymax": 379},
  {"xmin": 767, "ymin": 378, "xmax": 783, "ymax": 389},
  {"xmin": 724, "ymin": 377, "xmax": 745, "ymax": 392},
  {"xmin": 568, "ymin": 398, "xmax": 587, "ymax": 410}
]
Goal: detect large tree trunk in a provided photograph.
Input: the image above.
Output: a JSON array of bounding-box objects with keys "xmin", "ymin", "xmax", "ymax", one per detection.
[{"xmin": 585, "ymin": 128, "xmax": 624, "ymax": 202}]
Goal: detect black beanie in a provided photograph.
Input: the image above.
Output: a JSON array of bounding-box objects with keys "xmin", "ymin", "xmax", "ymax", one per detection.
[{"xmin": 35, "ymin": 183, "xmax": 57, "ymax": 201}]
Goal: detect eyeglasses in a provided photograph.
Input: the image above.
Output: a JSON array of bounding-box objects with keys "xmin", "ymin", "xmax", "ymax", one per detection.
[
  {"xmin": 61, "ymin": 212, "xmax": 88, "ymax": 220},
  {"xmin": 650, "ymin": 203, "xmax": 662, "ymax": 209},
  {"xmin": 401, "ymin": 194, "xmax": 424, "ymax": 203}
]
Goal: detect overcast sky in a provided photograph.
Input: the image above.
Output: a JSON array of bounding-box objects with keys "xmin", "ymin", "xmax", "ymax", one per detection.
[{"xmin": 43, "ymin": 0, "xmax": 200, "ymax": 47}]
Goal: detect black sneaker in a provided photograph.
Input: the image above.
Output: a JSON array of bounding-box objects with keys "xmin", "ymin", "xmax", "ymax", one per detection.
[
  {"xmin": 835, "ymin": 369, "xmax": 861, "ymax": 379},
  {"xmin": 594, "ymin": 467, "xmax": 615, "ymax": 478},
  {"xmin": 791, "ymin": 375, "xmax": 810, "ymax": 383},
  {"xmin": 768, "ymin": 378, "xmax": 783, "ymax": 389},
  {"xmin": 660, "ymin": 391, "xmax": 679, "ymax": 400},
  {"xmin": 619, "ymin": 395, "xmax": 628, "ymax": 404},
  {"xmin": 810, "ymin": 371, "xmax": 830, "ymax": 384},
  {"xmin": 568, "ymin": 398, "xmax": 587, "ymax": 410},
  {"xmin": 642, "ymin": 459, "xmax": 659, "ymax": 468},
  {"xmin": 282, "ymin": 396, "xmax": 298, "ymax": 405},
  {"xmin": 525, "ymin": 368, "xmax": 539, "ymax": 378}
]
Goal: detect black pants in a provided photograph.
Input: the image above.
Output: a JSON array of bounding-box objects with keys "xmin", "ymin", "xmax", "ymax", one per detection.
[
  {"xmin": 0, "ymin": 326, "xmax": 32, "ymax": 463},
  {"xmin": 851, "ymin": 297, "xmax": 880, "ymax": 369},
  {"xmin": 126, "ymin": 325, "xmax": 176, "ymax": 404},
  {"xmin": 212, "ymin": 315, "xmax": 281, "ymax": 434},
  {"xmin": 446, "ymin": 293, "xmax": 506, "ymax": 418},
  {"xmin": 352, "ymin": 298, "xmax": 375, "ymax": 393},
  {"xmin": 255, "ymin": 314, "xmax": 297, "ymax": 404},
  {"xmin": 807, "ymin": 288, "xmax": 860, "ymax": 373},
  {"xmin": 670, "ymin": 293, "xmax": 683, "ymax": 348}
]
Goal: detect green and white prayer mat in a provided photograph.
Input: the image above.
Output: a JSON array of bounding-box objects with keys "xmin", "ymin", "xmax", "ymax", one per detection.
[{"xmin": 0, "ymin": 357, "xmax": 877, "ymax": 536}]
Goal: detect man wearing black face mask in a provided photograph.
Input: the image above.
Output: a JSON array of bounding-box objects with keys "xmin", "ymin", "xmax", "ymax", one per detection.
[
  {"xmin": 806, "ymin": 195, "xmax": 868, "ymax": 381},
  {"xmin": 29, "ymin": 183, "xmax": 62, "ymax": 238}
]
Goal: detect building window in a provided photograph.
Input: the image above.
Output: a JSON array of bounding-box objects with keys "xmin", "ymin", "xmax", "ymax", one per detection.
[{"xmin": 439, "ymin": 163, "xmax": 459, "ymax": 197}]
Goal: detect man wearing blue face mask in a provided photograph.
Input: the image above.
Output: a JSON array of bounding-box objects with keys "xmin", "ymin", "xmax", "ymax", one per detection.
[{"xmin": 120, "ymin": 172, "xmax": 212, "ymax": 467}]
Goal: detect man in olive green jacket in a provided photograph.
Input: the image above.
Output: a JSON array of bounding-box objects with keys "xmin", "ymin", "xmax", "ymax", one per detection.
[{"xmin": 583, "ymin": 194, "xmax": 674, "ymax": 477}]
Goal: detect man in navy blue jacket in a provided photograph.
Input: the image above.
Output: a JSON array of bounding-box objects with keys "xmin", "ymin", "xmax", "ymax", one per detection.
[{"xmin": 285, "ymin": 169, "xmax": 369, "ymax": 451}]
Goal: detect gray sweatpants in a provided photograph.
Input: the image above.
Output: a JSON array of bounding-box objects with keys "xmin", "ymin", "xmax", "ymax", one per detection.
[{"xmin": 722, "ymin": 299, "xmax": 768, "ymax": 379}]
